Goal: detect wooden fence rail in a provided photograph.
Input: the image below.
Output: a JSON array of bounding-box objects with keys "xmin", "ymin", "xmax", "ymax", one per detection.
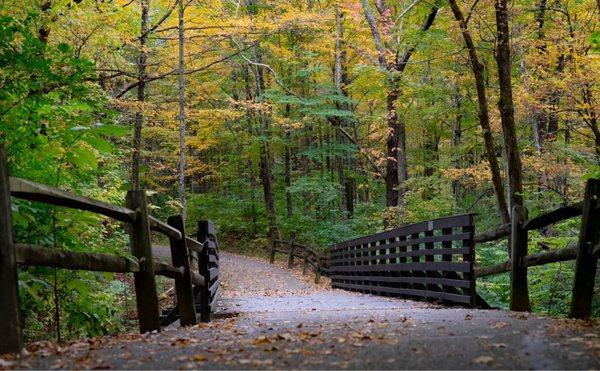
[
  {"xmin": 472, "ymin": 179, "xmax": 599, "ymax": 318},
  {"xmin": 0, "ymin": 146, "xmax": 220, "ymax": 355},
  {"xmin": 269, "ymin": 234, "xmax": 329, "ymax": 283}
]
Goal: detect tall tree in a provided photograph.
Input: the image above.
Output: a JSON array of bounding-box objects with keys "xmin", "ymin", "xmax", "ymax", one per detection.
[
  {"xmin": 333, "ymin": 4, "xmax": 351, "ymax": 219},
  {"xmin": 245, "ymin": 0, "xmax": 278, "ymax": 240},
  {"xmin": 448, "ymin": 0, "xmax": 511, "ymax": 223},
  {"xmin": 495, "ymin": 0, "xmax": 524, "ymax": 211},
  {"xmin": 131, "ymin": 0, "xmax": 150, "ymax": 190}
]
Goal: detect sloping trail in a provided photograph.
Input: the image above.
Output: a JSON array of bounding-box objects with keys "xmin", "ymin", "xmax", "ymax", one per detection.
[{"xmin": 11, "ymin": 253, "xmax": 600, "ymax": 369}]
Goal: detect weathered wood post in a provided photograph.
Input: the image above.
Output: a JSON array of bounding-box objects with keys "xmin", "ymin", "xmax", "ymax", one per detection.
[
  {"xmin": 0, "ymin": 145, "xmax": 23, "ymax": 354},
  {"xmin": 510, "ymin": 205, "xmax": 531, "ymax": 312},
  {"xmin": 197, "ymin": 220, "xmax": 212, "ymax": 323},
  {"xmin": 570, "ymin": 179, "xmax": 600, "ymax": 319},
  {"xmin": 315, "ymin": 256, "xmax": 322, "ymax": 284},
  {"xmin": 126, "ymin": 190, "xmax": 161, "ymax": 333},
  {"xmin": 302, "ymin": 249, "xmax": 309, "ymax": 275},
  {"xmin": 167, "ymin": 215, "xmax": 197, "ymax": 326},
  {"xmin": 288, "ymin": 231, "xmax": 296, "ymax": 269}
]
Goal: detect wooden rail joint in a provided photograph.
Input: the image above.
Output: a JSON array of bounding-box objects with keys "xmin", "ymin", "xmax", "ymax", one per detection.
[{"xmin": 474, "ymin": 178, "xmax": 599, "ymax": 319}]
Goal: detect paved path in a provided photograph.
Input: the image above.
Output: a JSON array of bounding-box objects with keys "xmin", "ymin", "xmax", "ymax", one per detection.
[{"xmin": 8, "ymin": 253, "xmax": 600, "ymax": 369}]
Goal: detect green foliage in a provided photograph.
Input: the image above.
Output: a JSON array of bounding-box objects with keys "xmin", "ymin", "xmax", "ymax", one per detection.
[
  {"xmin": 403, "ymin": 176, "xmax": 454, "ymax": 223},
  {"xmin": 0, "ymin": 12, "xmax": 133, "ymax": 343},
  {"xmin": 187, "ymin": 187, "xmax": 267, "ymax": 237}
]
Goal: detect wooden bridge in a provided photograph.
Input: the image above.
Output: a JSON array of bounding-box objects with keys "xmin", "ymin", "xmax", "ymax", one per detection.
[
  {"xmin": 0, "ymin": 144, "xmax": 599, "ymax": 368},
  {"xmin": 271, "ymin": 183, "xmax": 599, "ymax": 318}
]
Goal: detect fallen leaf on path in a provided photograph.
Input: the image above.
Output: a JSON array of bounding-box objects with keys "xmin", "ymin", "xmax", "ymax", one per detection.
[
  {"xmin": 277, "ymin": 333, "xmax": 295, "ymax": 341},
  {"xmin": 472, "ymin": 356, "xmax": 494, "ymax": 365},
  {"xmin": 254, "ymin": 336, "xmax": 270, "ymax": 346},
  {"xmin": 492, "ymin": 321, "xmax": 509, "ymax": 329}
]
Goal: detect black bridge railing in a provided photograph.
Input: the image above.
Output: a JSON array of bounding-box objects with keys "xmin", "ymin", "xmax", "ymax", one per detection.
[{"xmin": 329, "ymin": 214, "xmax": 476, "ymax": 307}]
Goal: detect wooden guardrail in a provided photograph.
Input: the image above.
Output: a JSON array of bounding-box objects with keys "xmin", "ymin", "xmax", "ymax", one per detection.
[
  {"xmin": 269, "ymin": 232, "xmax": 329, "ymax": 283},
  {"xmin": 329, "ymin": 214, "xmax": 477, "ymax": 307},
  {"xmin": 472, "ymin": 179, "xmax": 599, "ymax": 318},
  {"xmin": 0, "ymin": 146, "xmax": 220, "ymax": 355}
]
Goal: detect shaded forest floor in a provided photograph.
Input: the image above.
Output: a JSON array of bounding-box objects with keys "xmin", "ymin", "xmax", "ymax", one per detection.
[{"xmin": 6, "ymin": 253, "xmax": 600, "ymax": 369}]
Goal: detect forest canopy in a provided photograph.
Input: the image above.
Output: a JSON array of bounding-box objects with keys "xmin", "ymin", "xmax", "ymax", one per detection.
[{"xmin": 0, "ymin": 0, "xmax": 598, "ymax": 342}]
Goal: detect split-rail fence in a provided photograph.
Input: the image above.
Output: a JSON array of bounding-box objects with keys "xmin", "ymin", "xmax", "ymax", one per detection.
[{"xmin": 0, "ymin": 146, "xmax": 220, "ymax": 355}]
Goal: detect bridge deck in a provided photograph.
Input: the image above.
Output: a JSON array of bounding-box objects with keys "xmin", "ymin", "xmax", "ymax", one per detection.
[{"xmin": 12, "ymin": 253, "xmax": 600, "ymax": 369}]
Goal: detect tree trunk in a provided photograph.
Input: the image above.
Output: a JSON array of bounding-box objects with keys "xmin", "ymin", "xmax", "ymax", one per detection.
[
  {"xmin": 284, "ymin": 121, "xmax": 293, "ymax": 219},
  {"xmin": 284, "ymin": 141, "xmax": 294, "ymax": 218},
  {"xmin": 259, "ymin": 142, "xmax": 277, "ymax": 237},
  {"xmin": 246, "ymin": 0, "xmax": 278, "ymax": 239},
  {"xmin": 495, "ymin": 0, "xmax": 524, "ymax": 211},
  {"xmin": 582, "ymin": 85, "xmax": 600, "ymax": 163},
  {"xmin": 452, "ymin": 80, "xmax": 463, "ymax": 207},
  {"xmin": 448, "ymin": 0, "xmax": 511, "ymax": 223},
  {"xmin": 247, "ymin": 159, "xmax": 258, "ymax": 234},
  {"xmin": 131, "ymin": 0, "xmax": 149, "ymax": 190},
  {"xmin": 177, "ymin": 0, "xmax": 187, "ymax": 219},
  {"xmin": 39, "ymin": 0, "xmax": 52, "ymax": 43},
  {"xmin": 334, "ymin": 5, "xmax": 350, "ymax": 218},
  {"xmin": 360, "ymin": 2, "xmax": 438, "ymax": 209},
  {"xmin": 345, "ymin": 178, "xmax": 355, "ymax": 217},
  {"xmin": 385, "ymin": 87, "xmax": 401, "ymax": 207},
  {"xmin": 423, "ymin": 133, "xmax": 438, "ymax": 177}
]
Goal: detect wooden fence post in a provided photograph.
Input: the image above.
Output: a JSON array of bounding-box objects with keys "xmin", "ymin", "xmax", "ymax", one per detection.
[
  {"xmin": 288, "ymin": 231, "xmax": 296, "ymax": 269},
  {"xmin": 302, "ymin": 249, "xmax": 309, "ymax": 275},
  {"xmin": 570, "ymin": 179, "xmax": 600, "ymax": 319},
  {"xmin": 315, "ymin": 257, "xmax": 322, "ymax": 284},
  {"xmin": 126, "ymin": 190, "xmax": 161, "ymax": 333},
  {"xmin": 197, "ymin": 220, "xmax": 211, "ymax": 323},
  {"xmin": 0, "ymin": 146, "xmax": 23, "ymax": 354},
  {"xmin": 510, "ymin": 205, "xmax": 531, "ymax": 312},
  {"xmin": 167, "ymin": 215, "xmax": 197, "ymax": 326}
]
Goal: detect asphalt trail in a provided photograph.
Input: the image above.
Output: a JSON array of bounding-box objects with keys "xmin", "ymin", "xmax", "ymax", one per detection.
[{"xmin": 10, "ymin": 252, "xmax": 600, "ymax": 369}]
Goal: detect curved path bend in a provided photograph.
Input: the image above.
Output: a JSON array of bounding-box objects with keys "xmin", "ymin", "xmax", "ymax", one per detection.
[{"xmin": 10, "ymin": 253, "xmax": 600, "ymax": 369}]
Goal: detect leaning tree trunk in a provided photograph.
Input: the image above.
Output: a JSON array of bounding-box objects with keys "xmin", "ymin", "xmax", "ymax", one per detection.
[
  {"xmin": 448, "ymin": 0, "xmax": 510, "ymax": 223},
  {"xmin": 495, "ymin": 0, "xmax": 524, "ymax": 211},
  {"xmin": 131, "ymin": 0, "xmax": 149, "ymax": 190}
]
